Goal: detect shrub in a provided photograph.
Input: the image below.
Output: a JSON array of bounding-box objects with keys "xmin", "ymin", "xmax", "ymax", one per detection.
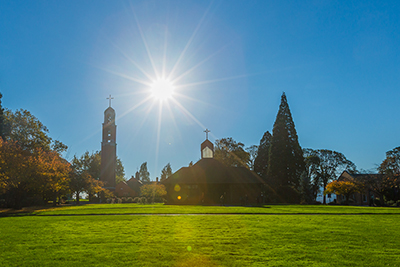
[
  {"xmin": 133, "ymin": 197, "xmax": 147, "ymax": 204},
  {"xmin": 140, "ymin": 184, "xmax": 167, "ymax": 203}
]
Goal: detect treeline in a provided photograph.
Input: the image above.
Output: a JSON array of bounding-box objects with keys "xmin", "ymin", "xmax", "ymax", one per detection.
[
  {"xmin": 214, "ymin": 93, "xmax": 400, "ymax": 205},
  {"xmin": 0, "ymin": 94, "xmax": 119, "ymax": 208}
]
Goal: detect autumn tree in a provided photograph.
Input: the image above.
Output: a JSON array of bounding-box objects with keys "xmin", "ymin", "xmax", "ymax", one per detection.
[
  {"xmin": 70, "ymin": 153, "xmax": 107, "ymax": 203},
  {"xmin": 160, "ymin": 163, "xmax": 172, "ymax": 182},
  {"xmin": 0, "ymin": 138, "xmax": 70, "ymax": 208},
  {"xmin": 325, "ymin": 180, "xmax": 363, "ymax": 205},
  {"xmin": 267, "ymin": 93, "xmax": 305, "ymax": 188},
  {"xmin": 32, "ymin": 149, "xmax": 71, "ymax": 204},
  {"xmin": 0, "ymin": 138, "xmax": 32, "ymax": 208},
  {"xmin": 3, "ymin": 109, "xmax": 54, "ymax": 152},
  {"xmin": 254, "ymin": 131, "xmax": 272, "ymax": 179},
  {"xmin": 140, "ymin": 183, "xmax": 167, "ymax": 203},
  {"xmin": 303, "ymin": 149, "xmax": 357, "ymax": 204},
  {"xmin": 0, "ymin": 109, "xmax": 70, "ymax": 208},
  {"xmin": 139, "ymin": 162, "xmax": 150, "ymax": 182},
  {"xmin": 214, "ymin": 137, "xmax": 250, "ymax": 168}
]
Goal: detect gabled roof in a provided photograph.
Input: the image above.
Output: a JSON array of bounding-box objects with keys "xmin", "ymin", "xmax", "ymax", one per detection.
[
  {"xmin": 126, "ymin": 176, "xmax": 143, "ymax": 187},
  {"xmin": 201, "ymin": 139, "xmax": 214, "ymax": 151},
  {"xmin": 338, "ymin": 170, "xmax": 382, "ymax": 181},
  {"xmin": 162, "ymin": 158, "xmax": 264, "ymax": 184}
]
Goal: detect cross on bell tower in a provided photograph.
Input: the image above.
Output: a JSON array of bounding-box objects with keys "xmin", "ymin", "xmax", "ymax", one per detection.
[
  {"xmin": 107, "ymin": 94, "xmax": 114, "ymax": 107},
  {"xmin": 100, "ymin": 95, "xmax": 117, "ymax": 190}
]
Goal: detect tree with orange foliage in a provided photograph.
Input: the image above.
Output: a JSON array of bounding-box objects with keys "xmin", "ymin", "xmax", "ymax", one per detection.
[
  {"xmin": 0, "ymin": 138, "xmax": 71, "ymax": 208},
  {"xmin": 0, "ymin": 108, "xmax": 71, "ymax": 208},
  {"xmin": 31, "ymin": 148, "xmax": 71, "ymax": 204},
  {"xmin": 325, "ymin": 180, "xmax": 363, "ymax": 205},
  {"xmin": 0, "ymin": 138, "xmax": 31, "ymax": 208}
]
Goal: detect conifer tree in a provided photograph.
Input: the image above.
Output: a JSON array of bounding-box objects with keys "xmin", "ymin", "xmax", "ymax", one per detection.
[
  {"xmin": 139, "ymin": 162, "xmax": 150, "ymax": 182},
  {"xmin": 160, "ymin": 163, "xmax": 172, "ymax": 182},
  {"xmin": 254, "ymin": 131, "xmax": 272, "ymax": 179},
  {"xmin": 0, "ymin": 93, "xmax": 4, "ymax": 138},
  {"xmin": 267, "ymin": 92, "xmax": 305, "ymax": 188}
]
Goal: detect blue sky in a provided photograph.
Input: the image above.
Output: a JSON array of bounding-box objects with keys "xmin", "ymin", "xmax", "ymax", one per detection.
[{"xmin": 1, "ymin": 0, "xmax": 399, "ymax": 179}]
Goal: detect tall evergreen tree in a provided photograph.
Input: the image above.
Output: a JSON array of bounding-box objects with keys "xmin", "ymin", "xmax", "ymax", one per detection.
[
  {"xmin": 139, "ymin": 162, "xmax": 150, "ymax": 182},
  {"xmin": 267, "ymin": 92, "xmax": 305, "ymax": 188},
  {"xmin": 0, "ymin": 93, "xmax": 4, "ymax": 138},
  {"xmin": 246, "ymin": 145, "xmax": 258, "ymax": 171},
  {"xmin": 254, "ymin": 131, "xmax": 272, "ymax": 179},
  {"xmin": 160, "ymin": 163, "xmax": 172, "ymax": 182}
]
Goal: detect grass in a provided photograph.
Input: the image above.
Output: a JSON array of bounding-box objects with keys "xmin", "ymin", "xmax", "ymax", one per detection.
[
  {"xmin": 4, "ymin": 203, "xmax": 400, "ymax": 216},
  {"xmin": 1, "ymin": 205, "xmax": 400, "ymax": 266}
]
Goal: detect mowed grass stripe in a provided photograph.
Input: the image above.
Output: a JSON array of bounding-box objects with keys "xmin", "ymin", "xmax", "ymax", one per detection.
[
  {"xmin": 7, "ymin": 203, "xmax": 400, "ymax": 216},
  {"xmin": 1, "ymin": 213, "xmax": 400, "ymax": 266}
]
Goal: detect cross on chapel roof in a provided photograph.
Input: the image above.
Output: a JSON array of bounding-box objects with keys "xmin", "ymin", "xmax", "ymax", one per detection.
[{"xmin": 204, "ymin": 128, "xmax": 210, "ymax": 140}]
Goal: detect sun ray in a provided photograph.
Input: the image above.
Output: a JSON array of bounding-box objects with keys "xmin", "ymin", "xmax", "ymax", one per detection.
[
  {"xmin": 164, "ymin": 100, "xmax": 180, "ymax": 136},
  {"xmin": 94, "ymin": 66, "xmax": 152, "ymax": 86},
  {"xmin": 163, "ymin": 100, "xmax": 185, "ymax": 147},
  {"xmin": 173, "ymin": 92, "xmax": 223, "ymax": 110},
  {"xmin": 167, "ymin": 2, "xmax": 213, "ymax": 81},
  {"xmin": 175, "ymin": 72, "xmax": 259, "ymax": 88},
  {"xmin": 98, "ymin": 28, "xmax": 156, "ymax": 82},
  {"xmin": 162, "ymin": 25, "xmax": 169, "ymax": 79},
  {"xmin": 154, "ymin": 101, "xmax": 163, "ymax": 175},
  {"xmin": 171, "ymin": 41, "xmax": 234, "ymax": 85},
  {"xmin": 170, "ymin": 98, "xmax": 206, "ymax": 130},
  {"xmin": 117, "ymin": 95, "xmax": 153, "ymax": 121},
  {"xmin": 130, "ymin": 3, "xmax": 160, "ymax": 79}
]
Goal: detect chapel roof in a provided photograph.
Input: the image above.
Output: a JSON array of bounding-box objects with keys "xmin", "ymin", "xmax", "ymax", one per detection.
[{"xmin": 162, "ymin": 158, "xmax": 264, "ymax": 185}]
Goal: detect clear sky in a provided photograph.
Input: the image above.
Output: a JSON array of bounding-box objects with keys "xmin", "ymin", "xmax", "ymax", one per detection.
[{"xmin": 1, "ymin": 0, "xmax": 399, "ymax": 179}]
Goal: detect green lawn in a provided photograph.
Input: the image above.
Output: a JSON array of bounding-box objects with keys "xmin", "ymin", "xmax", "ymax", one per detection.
[
  {"xmin": 10, "ymin": 203, "xmax": 400, "ymax": 216},
  {"xmin": 1, "ymin": 205, "xmax": 400, "ymax": 266}
]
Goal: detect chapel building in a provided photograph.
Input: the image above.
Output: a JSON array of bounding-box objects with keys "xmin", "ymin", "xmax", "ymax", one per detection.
[{"xmin": 162, "ymin": 132, "xmax": 266, "ymax": 205}]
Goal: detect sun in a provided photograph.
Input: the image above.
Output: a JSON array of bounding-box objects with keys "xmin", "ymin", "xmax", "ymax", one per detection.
[{"xmin": 150, "ymin": 78, "xmax": 175, "ymax": 101}]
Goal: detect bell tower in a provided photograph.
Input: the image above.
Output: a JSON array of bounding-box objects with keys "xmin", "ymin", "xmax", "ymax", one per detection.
[{"xmin": 100, "ymin": 95, "xmax": 116, "ymax": 190}]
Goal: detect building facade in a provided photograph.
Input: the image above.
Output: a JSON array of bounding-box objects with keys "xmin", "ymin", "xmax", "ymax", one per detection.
[{"xmin": 100, "ymin": 101, "xmax": 117, "ymax": 190}]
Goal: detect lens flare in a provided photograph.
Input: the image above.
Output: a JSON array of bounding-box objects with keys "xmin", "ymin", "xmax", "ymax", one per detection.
[
  {"xmin": 174, "ymin": 184, "xmax": 181, "ymax": 192},
  {"xmin": 150, "ymin": 78, "xmax": 175, "ymax": 101}
]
